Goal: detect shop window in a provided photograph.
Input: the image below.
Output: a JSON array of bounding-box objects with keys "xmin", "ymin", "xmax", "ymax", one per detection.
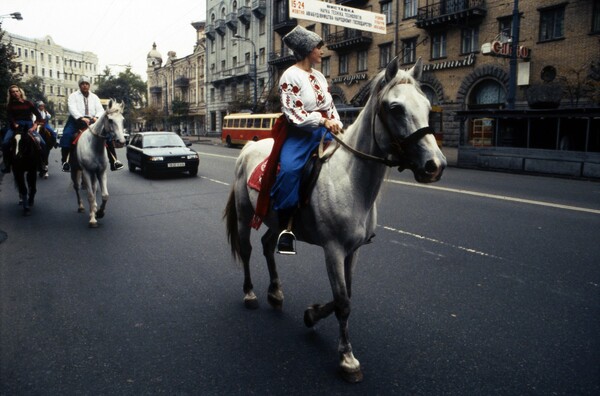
[{"xmin": 469, "ymin": 79, "xmax": 506, "ymax": 109}]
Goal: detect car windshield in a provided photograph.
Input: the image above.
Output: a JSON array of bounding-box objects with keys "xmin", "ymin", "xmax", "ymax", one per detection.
[{"xmin": 143, "ymin": 134, "xmax": 185, "ymax": 148}]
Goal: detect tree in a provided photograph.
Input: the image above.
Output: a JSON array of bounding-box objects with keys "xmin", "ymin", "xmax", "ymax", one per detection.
[
  {"xmin": 95, "ymin": 66, "xmax": 147, "ymax": 130},
  {"xmin": 0, "ymin": 28, "xmax": 22, "ymax": 126}
]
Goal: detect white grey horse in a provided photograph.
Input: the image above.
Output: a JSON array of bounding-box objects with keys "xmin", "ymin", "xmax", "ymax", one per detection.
[
  {"xmin": 70, "ymin": 100, "xmax": 125, "ymax": 227},
  {"xmin": 224, "ymin": 58, "xmax": 446, "ymax": 382}
]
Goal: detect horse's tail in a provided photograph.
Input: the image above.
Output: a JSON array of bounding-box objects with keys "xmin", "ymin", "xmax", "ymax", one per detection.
[{"xmin": 223, "ymin": 187, "xmax": 242, "ymax": 262}]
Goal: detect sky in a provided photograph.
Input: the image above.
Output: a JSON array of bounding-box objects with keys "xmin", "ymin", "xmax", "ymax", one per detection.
[{"xmin": 1, "ymin": 0, "xmax": 206, "ymax": 80}]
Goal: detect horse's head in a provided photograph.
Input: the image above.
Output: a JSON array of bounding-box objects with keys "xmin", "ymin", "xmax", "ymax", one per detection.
[
  {"xmin": 371, "ymin": 57, "xmax": 446, "ymax": 183},
  {"xmin": 98, "ymin": 99, "xmax": 126, "ymax": 144}
]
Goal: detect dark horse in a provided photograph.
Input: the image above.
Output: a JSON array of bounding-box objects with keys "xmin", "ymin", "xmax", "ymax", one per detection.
[
  {"xmin": 10, "ymin": 126, "xmax": 42, "ymax": 216},
  {"xmin": 38, "ymin": 126, "xmax": 56, "ymax": 179}
]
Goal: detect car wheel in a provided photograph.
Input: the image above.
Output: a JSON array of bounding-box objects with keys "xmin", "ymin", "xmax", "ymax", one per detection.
[
  {"xmin": 189, "ymin": 167, "xmax": 198, "ymax": 177},
  {"xmin": 128, "ymin": 161, "xmax": 136, "ymax": 172}
]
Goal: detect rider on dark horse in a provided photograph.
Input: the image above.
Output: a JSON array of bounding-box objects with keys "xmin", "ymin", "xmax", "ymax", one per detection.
[
  {"xmin": 1, "ymin": 84, "xmax": 46, "ymax": 174},
  {"xmin": 59, "ymin": 76, "xmax": 123, "ymax": 172},
  {"xmin": 36, "ymin": 101, "xmax": 58, "ymax": 174}
]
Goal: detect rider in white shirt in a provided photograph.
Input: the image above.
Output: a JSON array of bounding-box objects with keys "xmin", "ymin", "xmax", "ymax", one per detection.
[{"xmin": 59, "ymin": 76, "xmax": 123, "ymax": 172}]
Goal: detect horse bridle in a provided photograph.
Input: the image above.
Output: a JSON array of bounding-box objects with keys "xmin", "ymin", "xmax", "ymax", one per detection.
[
  {"xmin": 87, "ymin": 112, "xmax": 117, "ymax": 140},
  {"xmin": 325, "ymin": 102, "xmax": 435, "ymax": 171}
]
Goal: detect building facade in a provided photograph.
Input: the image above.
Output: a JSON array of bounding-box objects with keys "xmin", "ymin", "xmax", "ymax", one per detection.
[
  {"xmin": 204, "ymin": 0, "xmax": 274, "ymax": 134},
  {"xmin": 2, "ymin": 32, "xmax": 99, "ymax": 127},
  {"xmin": 266, "ymin": 0, "xmax": 600, "ymax": 178},
  {"xmin": 146, "ymin": 22, "xmax": 207, "ymax": 135}
]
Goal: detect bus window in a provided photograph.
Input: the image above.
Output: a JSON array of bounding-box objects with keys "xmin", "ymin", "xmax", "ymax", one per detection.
[
  {"xmin": 233, "ymin": 119, "xmax": 240, "ymax": 128},
  {"xmin": 240, "ymin": 119, "xmax": 247, "ymax": 128},
  {"xmin": 253, "ymin": 118, "xmax": 261, "ymax": 128},
  {"xmin": 261, "ymin": 118, "xmax": 270, "ymax": 129}
]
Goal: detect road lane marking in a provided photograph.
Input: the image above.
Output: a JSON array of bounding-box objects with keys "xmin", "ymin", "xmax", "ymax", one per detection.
[
  {"xmin": 385, "ymin": 179, "xmax": 600, "ymax": 215},
  {"xmin": 383, "ymin": 225, "xmax": 503, "ymax": 259},
  {"xmin": 200, "ymin": 176, "xmax": 230, "ymax": 186}
]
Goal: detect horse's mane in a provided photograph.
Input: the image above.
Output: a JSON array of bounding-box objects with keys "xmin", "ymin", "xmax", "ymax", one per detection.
[{"xmin": 104, "ymin": 99, "xmax": 124, "ymax": 115}]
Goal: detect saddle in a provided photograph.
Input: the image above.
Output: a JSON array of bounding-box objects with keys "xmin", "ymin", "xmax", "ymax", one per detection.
[{"xmin": 248, "ymin": 142, "xmax": 331, "ymax": 207}]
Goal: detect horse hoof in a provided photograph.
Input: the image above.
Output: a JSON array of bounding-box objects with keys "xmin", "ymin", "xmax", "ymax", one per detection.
[
  {"xmin": 303, "ymin": 305, "xmax": 318, "ymax": 328},
  {"xmin": 340, "ymin": 368, "xmax": 364, "ymax": 383},
  {"xmin": 267, "ymin": 292, "xmax": 283, "ymax": 311},
  {"xmin": 244, "ymin": 296, "xmax": 259, "ymax": 310},
  {"xmin": 89, "ymin": 222, "xmax": 98, "ymax": 228},
  {"xmin": 77, "ymin": 208, "xmax": 85, "ymax": 213},
  {"xmin": 96, "ymin": 211, "xmax": 105, "ymax": 219}
]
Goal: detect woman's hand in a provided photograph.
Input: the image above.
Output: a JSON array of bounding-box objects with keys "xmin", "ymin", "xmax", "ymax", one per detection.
[
  {"xmin": 323, "ymin": 119, "xmax": 341, "ymax": 135},
  {"xmin": 28, "ymin": 126, "xmax": 37, "ymax": 133}
]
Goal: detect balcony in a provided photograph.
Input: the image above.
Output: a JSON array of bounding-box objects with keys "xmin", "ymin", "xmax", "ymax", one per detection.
[
  {"xmin": 205, "ymin": 24, "xmax": 216, "ymax": 40},
  {"xmin": 212, "ymin": 64, "xmax": 254, "ymax": 85},
  {"xmin": 273, "ymin": 14, "xmax": 297, "ymax": 34},
  {"xmin": 226, "ymin": 12, "xmax": 238, "ymax": 31},
  {"xmin": 174, "ymin": 77, "xmax": 189, "ymax": 88},
  {"xmin": 335, "ymin": 0, "xmax": 368, "ymax": 7},
  {"xmin": 416, "ymin": 0, "xmax": 486, "ymax": 29},
  {"xmin": 327, "ymin": 29, "xmax": 372, "ymax": 52},
  {"xmin": 268, "ymin": 50, "xmax": 296, "ymax": 69},
  {"xmin": 215, "ymin": 19, "xmax": 226, "ymax": 36},
  {"xmin": 238, "ymin": 6, "xmax": 252, "ymax": 25},
  {"xmin": 252, "ymin": 0, "xmax": 266, "ymax": 18},
  {"xmin": 149, "ymin": 86, "xmax": 162, "ymax": 95}
]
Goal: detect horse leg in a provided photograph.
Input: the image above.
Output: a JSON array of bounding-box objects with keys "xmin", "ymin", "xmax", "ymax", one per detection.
[
  {"xmin": 72, "ymin": 170, "xmax": 85, "ymax": 213},
  {"xmin": 82, "ymin": 173, "xmax": 98, "ymax": 227},
  {"xmin": 325, "ymin": 249, "xmax": 363, "ymax": 383},
  {"xmin": 95, "ymin": 173, "xmax": 108, "ymax": 219},
  {"xmin": 262, "ymin": 229, "xmax": 284, "ymax": 310},
  {"xmin": 27, "ymin": 170, "xmax": 36, "ymax": 207}
]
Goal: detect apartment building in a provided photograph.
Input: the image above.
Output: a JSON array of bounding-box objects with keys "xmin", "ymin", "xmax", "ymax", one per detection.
[
  {"xmin": 2, "ymin": 33, "xmax": 99, "ymax": 127},
  {"xmin": 146, "ymin": 21, "xmax": 207, "ymax": 135},
  {"xmin": 204, "ymin": 0, "xmax": 274, "ymax": 134}
]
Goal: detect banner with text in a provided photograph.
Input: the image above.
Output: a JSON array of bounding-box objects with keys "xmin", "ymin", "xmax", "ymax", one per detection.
[{"xmin": 289, "ymin": 0, "xmax": 387, "ymax": 35}]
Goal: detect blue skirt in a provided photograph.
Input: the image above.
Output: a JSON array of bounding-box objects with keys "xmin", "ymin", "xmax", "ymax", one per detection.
[{"xmin": 270, "ymin": 126, "xmax": 332, "ymax": 211}]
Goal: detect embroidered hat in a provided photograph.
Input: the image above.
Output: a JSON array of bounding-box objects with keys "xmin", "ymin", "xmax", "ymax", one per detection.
[
  {"xmin": 36, "ymin": 101, "xmax": 45, "ymax": 107},
  {"xmin": 283, "ymin": 26, "xmax": 324, "ymax": 61}
]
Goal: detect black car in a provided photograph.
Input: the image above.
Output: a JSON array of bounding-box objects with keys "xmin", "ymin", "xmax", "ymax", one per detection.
[{"xmin": 126, "ymin": 132, "xmax": 199, "ymax": 177}]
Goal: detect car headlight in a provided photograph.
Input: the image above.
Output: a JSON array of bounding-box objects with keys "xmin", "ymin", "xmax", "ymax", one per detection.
[
  {"xmin": 186, "ymin": 154, "xmax": 198, "ymax": 159},
  {"xmin": 149, "ymin": 156, "xmax": 164, "ymax": 161}
]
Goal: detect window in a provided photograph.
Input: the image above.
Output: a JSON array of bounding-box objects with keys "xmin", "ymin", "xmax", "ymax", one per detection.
[
  {"xmin": 498, "ymin": 16, "xmax": 513, "ymax": 40},
  {"xmin": 431, "ymin": 32, "xmax": 447, "ymax": 59},
  {"xmin": 260, "ymin": 19, "xmax": 265, "ymax": 35},
  {"xmin": 322, "ymin": 24, "xmax": 330, "ymax": 41},
  {"xmin": 404, "ymin": 0, "xmax": 418, "ymax": 19},
  {"xmin": 402, "ymin": 38, "xmax": 417, "ymax": 64},
  {"xmin": 593, "ymin": 1, "xmax": 600, "ymax": 33},
  {"xmin": 379, "ymin": 43, "xmax": 392, "ymax": 68},
  {"xmin": 339, "ymin": 54, "xmax": 348, "ymax": 75},
  {"xmin": 357, "ymin": 50, "xmax": 368, "ymax": 71},
  {"xmin": 470, "ymin": 80, "xmax": 506, "ymax": 107},
  {"xmin": 233, "ymin": 56, "xmax": 237, "ymax": 67},
  {"xmin": 381, "ymin": 1, "xmax": 393, "ymax": 24},
  {"xmin": 322, "ymin": 57, "xmax": 330, "ymax": 77},
  {"xmin": 539, "ymin": 5, "xmax": 565, "ymax": 42},
  {"xmin": 259, "ymin": 48, "xmax": 265, "ymax": 65},
  {"xmin": 461, "ymin": 27, "xmax": 479, "ymax": 54}
]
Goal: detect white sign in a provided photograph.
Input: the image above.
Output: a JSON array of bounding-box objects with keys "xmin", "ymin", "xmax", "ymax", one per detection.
[{"xmin": 289, "ymin": 0, "xmax": 387, "ymax": 35}]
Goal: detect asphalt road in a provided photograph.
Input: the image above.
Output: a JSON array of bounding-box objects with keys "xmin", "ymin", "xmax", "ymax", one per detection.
[{"xmin": 1, "ymin": 143, "xmax": 599, "ymax": 395}]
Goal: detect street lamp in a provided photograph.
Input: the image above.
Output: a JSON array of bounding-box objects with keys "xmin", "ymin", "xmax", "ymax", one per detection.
[
  {"xmin": 0, "ymin": 12, "xmax": 23, "ymax": 27},
  {"xmin": 233, "ymin": 34, "xmax": 257, "ymax": 113}
]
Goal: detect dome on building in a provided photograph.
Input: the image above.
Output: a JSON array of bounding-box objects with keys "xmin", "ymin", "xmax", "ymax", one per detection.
[{"xmin": 147, "ymin": 43, "xmax": 163, "ymax": 68}]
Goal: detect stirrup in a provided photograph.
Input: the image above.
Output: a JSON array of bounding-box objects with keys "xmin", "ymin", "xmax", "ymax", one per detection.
[
  {"xmin": 112, "ymin": 160, "xmax": 124, "ymax": 171},
  {"xmin": 276, "ymin": 230, "xmax": 297, "ymax": 255}
]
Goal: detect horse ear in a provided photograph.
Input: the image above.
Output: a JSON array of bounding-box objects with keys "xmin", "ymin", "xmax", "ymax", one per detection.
[
  {"xmin": 385, "ymin": 56, "xmax": 399, "ymax": 84},
  {"xmin": 410, "ymin": 58, "xmax": 423, "ymax": 81}
]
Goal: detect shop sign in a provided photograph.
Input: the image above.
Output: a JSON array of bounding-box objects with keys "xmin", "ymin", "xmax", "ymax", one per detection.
[
  {"xmin": 482, "ymin": 41, "xmax": 530, "ymax": 59},
  {"xmin": 422, "ymin": 53, "xmax": 475, "ymax": 72},
  {"xmin": 289, "ymin": 0, "xmax": 386, "ymax": 34},
  {"xmin": 331, "ymin": 73, "xmax": 368, "ymax": 85}
]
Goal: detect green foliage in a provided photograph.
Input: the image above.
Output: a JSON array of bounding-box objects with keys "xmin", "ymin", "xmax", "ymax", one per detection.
[
  {"xmin": 94, "ymin": 66, "xmax": 147, "ymax": 129},
  {"xmin": 170, "ymin": 99, "xmax": 189, "ymax": 116},
  {"xmin": 0, "ymin": 29, "xmax": 23, "ymax": 125}
]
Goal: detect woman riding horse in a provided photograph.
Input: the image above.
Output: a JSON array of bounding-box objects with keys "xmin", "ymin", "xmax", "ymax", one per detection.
[
  {"xmin": 256, "ymin": 26, "xmax": 343, "ymax": 255},
  {"xmin": 1, "ymin": 85, "xmax": 46, "ymax": 174}
]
